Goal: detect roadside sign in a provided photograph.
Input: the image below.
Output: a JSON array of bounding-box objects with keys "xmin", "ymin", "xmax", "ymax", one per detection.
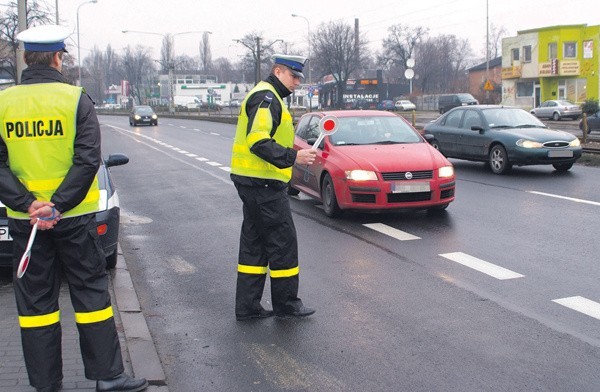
[{"xmin": 484, "ymin": 80, "xmax": 494, "ymax": 91}]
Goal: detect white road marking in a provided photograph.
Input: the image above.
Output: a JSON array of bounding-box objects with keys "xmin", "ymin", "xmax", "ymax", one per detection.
[
  {"xmin": 439, "ymin": 252, "xmax": 524, "ymax": 280},
  {"xmin": 363, "ymin": 223, "xmax": 420, "ymax": 241},
  {"xmin": 167, "ymin": 255, "xmax": 197, "ymax": 274},
  {"xmin": 196, "ymin": 157, "xmax": 208, "ymax": 162},
  {"xmin": 207, "ymin": 161, "xmax": 221, "ymax": 166},
  {"xmin": 219, "ymin": 166, "xmax": 231, "ymax": 172},
  {"xmin": 528, "ymin": 191, "xmax": 600, "ymax": 207},
  {"xmin": 177, "ymin": 150, "xmax": 189, "ymax": 154},
  {"xmin": 553, "ymin": 296, "xmax": 600, "ymax": 320},
  {"xmin": 187, "ymin": 153, "xmax": 198, "ymax": 157},
  {"xmin": 194, "ymin": 128, "xmax": 201, "ymax": 131},
  {"xmin": 210, "ymin": 132, "xmax": 220, "ymax": 136}
]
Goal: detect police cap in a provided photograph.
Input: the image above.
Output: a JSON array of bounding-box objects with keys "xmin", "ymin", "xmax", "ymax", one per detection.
[
  {"xmin": 272, "ymin": 54, "xmax": 307, "ymax": 79},
  {"xmin": 16, "ymin": 25, "xmax": 71, "ymax": 53}
]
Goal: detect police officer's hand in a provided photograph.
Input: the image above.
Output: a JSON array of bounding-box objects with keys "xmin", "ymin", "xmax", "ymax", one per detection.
[
  {"xmin": 295, "ymin": 149, "xmax": 317, "ymax": 165},
  {"xmin": 28, "ymin": 201, "xmax": 61, "ymax": 230}
]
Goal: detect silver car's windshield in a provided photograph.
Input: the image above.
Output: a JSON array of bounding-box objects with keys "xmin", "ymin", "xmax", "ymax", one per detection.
[
  {"xmin": 329, "ymin": 116, "xmax": 422, "ymax": 145},
  {"xmin": 483, "ymin": 108, "xmax": 546, "ymax": 129}
]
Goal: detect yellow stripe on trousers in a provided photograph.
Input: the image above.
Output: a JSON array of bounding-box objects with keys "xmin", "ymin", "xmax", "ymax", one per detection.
[
  {"xmin": 74, "ymin": 306, "xmax": 113, "ymax": 324},
  {"xmin": 19, "ymin": 310, "xmax": 60, "ymax": 328}
]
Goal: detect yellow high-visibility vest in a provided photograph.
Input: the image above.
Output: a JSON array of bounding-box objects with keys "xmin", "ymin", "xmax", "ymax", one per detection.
[
  {"xmin": 0, "ymin": 82, "xmax": 99, "ymax": 219},
  {"xmin": 230, "ymin": 81, "xmax": 294, "ymax": 182}
]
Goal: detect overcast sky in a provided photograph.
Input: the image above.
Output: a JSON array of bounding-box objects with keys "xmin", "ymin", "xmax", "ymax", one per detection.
[{"xmin": 20, "ymin": 0, "xmax": 600, "ymax": 65}]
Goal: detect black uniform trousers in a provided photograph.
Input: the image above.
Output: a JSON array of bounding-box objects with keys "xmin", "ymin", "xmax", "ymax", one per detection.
[
  {"xmin": 234, "ymin": 182, "xmax": 304, "ymax": 316},
  {"xmin": 9, "ymin": 214, "xmax": 123, "ymax": 389}
]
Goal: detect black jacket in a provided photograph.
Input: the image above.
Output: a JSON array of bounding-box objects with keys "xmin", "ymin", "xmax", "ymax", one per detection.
[{"xmin": 0, "ymin": 65, "xmax": 101, "ymax": 215}]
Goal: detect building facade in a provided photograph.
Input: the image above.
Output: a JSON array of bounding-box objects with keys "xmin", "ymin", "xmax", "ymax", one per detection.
[
  {"xmin": 501, "ymin": 24, "xmax": 599, "ymax": 109},
  {"xmin": 467, "ymin": 56, "xmax": 502, "ymax": 104}
]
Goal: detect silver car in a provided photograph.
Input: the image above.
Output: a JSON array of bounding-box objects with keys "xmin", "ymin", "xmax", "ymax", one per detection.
[{"xmin": 530, "ymin": 100, "xmax": 582, "ymax": 121}]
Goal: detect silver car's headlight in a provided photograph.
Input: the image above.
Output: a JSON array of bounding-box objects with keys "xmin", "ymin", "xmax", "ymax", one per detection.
[
  {"xmin": 152, "ymin": 114, "xmax": 158, "ymax": 119},
  {"xmin": 516, "ymin": 139, "xmax": 543, "ymax": 148},
  {"xmin": 345, "ymin": 170, "xmax": 377, "ymax": 181},
  {"xmin": 569, "ymin": 138, "xmax": 581, "ymax": 147},
  {"xmin": 438, "ymin": 166, "xmax": 454, "ymax": 178}
]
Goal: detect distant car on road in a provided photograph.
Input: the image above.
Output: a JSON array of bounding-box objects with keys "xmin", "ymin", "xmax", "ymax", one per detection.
[
  {"xmin": 395, "ymin": 100, "xmax": 416, "ymax": 111},
  {"xmin": 438, "ymin": 93, "xmax": 478, "ymax": 114},
  {"xmin": 289, "ymin": 110, "xmax": 455, "ymax": 217},
  {"xmin": 579, "ymin": 109, "xmax": 600, "ymax": 133},
  {"xmin": 376, "ymin": 100, "xmax": 395, "ymax": 111},
  {"xmin": 530, "ymin": 100, "xmax": 582, "ymax": 121},
  {"xmin": 129, "ymin": 105, "xmax": 158, "ymax": 126},
  {"xmin": 0, "ymin": 153, "xmax": 129, "ymax": 270},
  {"xmin": 423, "ymin": 105, "xmax": 582, "ymax": 174}
]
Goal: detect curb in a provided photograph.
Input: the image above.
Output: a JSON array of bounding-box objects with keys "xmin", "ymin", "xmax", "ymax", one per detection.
[{"xmin": 111, "ymin": 244, "xmax": 168, "ymax": 388}]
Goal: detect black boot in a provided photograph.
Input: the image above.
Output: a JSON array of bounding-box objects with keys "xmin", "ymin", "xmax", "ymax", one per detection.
[
  {"xmin": 96, "ymin": 373, "xmax": 148, "ymax": 392},
  {"xmin": 36, "ymin": 381, "xmax": 62, "ymax": 392}
]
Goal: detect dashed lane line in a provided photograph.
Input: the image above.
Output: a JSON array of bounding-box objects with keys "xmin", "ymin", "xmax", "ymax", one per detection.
[
  {"xmin": 528, "ymin": 191, "xmax": 600, "ymax": 207},
  {"xmin": 439, "ymin": 252, "xmax": 525, "ymax": 280},
  {"xmin": 363, "ymin": 223, "xmax": 420, "ymax": 241},
  {"xmin": 553, "ymin": 296, "xmax": 600, "ymax": 320}
]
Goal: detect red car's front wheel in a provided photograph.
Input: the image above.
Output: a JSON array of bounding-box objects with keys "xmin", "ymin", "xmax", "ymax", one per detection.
[{"xmin": 321, "ymin": 174, "xmax": 342, "ymax": 218}]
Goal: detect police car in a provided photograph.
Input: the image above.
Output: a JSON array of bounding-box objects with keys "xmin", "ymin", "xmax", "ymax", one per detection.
[{"xmin": 0, "ymin": 153, "xmax": 129, "ymax": 270}]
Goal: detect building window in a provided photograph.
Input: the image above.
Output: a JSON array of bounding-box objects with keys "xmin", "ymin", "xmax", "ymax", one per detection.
[
  {"xmin": 511, "ymin": 48, "xmax": 520, "ymax": 63},
  {"xmin": 563, "ymin": 42, "xmax": 577, "ymax": 58},
  {"xmin": 516, "ymin": 81, "xmax": 533, "ymax": 97},
  {"xmin": 548, "ymin": 42, "xmax": 557, "ymax": 60},
  {"xmin": 564, "ymin": 78, "xmax": 587, "ymax": 102},
  {"xmin": 523, "ymin": 45, "xmax": 532, "ymax": 62}
]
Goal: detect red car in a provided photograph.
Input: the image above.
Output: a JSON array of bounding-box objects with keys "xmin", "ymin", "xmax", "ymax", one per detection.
[{"xmin": 289, "ymin": 110, "xmax": 456, "ymax": 217}]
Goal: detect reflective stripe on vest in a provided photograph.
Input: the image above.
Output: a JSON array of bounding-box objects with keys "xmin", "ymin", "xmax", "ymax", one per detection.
[
  {"xmin": 0, "ymin": 83, "xmax": 100, "ymax": 219},
  {"xmin": 74, "ymin": 305, "xmax": 114, "ymax": 324},
  {"xmin": 230, "ymin": 81, "xmax": 294, "ymax": 182},
  {"xmin": 19, "ymin": 310, "xmax": 60, "ymax": 328}
]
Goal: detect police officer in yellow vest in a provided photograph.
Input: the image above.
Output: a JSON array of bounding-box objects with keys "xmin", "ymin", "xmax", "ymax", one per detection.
[
  {"xmin": 230, "ymin": 54, "xmax": 317, "ymax": 320},
  {"xmin": 0, "ymin": 25, "xmax": 147, "ymax": 392}
]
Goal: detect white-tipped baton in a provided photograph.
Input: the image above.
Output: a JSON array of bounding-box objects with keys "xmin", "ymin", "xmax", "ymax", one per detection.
[
  {"xmin": 16, "ymin": 220, "xmax": 39, "ymax": 279},
  {"xmin": 312, "ymin": 115, "xmax": 339, "ymax": 150}
]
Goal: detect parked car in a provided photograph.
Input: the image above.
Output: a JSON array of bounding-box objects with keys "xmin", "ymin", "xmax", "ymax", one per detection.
[
  {"xmin": 129, "ymin": 105, "xmax": 158, "ymax": 126},
  {"xmin": 376, "ymin": 100, "xmax": 395, "ymax": 111},
  {"xmin": 0, "ymin": 153, "xmax": 129, "ymax": 270},
  {"xmin": 423, "ymin": 105, "xmax": 582, "ymax": 174},
  {"xmin": 438, "ymin": 93, "xmax": 478, "ymax": 114},
  {"xmin": 289, "ymin": 110, "xmax": 456, "ymax": 217},
  {"xmin": 530, "ymin": 100, "xmax": 582, "ymax": 121},
  {"xmin": 395, "ymin": 100, "xmax": 416, "ymax": 111},
  {"xmin": 350, "ymin": 99, "xmax": 377, "ymax": 110},
  {"xmin": 580, "ymin": 109, "xmax": 600, "ymax": 133}
]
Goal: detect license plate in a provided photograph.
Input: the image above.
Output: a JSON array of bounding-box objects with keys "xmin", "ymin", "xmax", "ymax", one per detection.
[
  {"xmin": 0, "ymin": 226, "xmax": 12, "ymax": 241},
  {"xmin": 391, "ymin": 181, "xmax": 431, "ymax": 193},
  {"xmin": 548, "ymin": 150, "xmax": 573, "ymax": 158}
]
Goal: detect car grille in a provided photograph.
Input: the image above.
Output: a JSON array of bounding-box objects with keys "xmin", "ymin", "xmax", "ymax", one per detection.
[
  {"xmin": 351, "ymin": 193, "xmax": 376, "ymax": 203},
  {"xmin": 543, "ymin": 141, "xmax": 570, "ymax": 148},
  {"xmin": 441, "ymin": 188, "xmax": 455, "ymax": 199},
  {"xmin": 381, "ymin": 170, "xmax": 433, "ymax": 181},
  {"xmin": 387, "ymin": 192, "xmax": 432, "ymax": 203}
]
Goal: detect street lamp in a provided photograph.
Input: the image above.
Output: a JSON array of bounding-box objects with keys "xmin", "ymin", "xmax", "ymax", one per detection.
[
  {"xmin": 291, "ymin": 13, "xmax": 311, "ymax": 85},
  {"xmin": 122, "ymin": 30, "xmax": 211, "ymax": 113},
  {"xmin": 77, "ymin": 0, "xmax": 97, "ymax": 87}
]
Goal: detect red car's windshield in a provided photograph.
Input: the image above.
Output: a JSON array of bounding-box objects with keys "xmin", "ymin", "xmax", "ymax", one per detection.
[{"xmin": 329, "ymin": 116, "xmax": 422, "ymax": 145}]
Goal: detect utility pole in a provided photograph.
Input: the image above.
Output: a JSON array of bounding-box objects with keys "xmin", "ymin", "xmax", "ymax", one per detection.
[
  {"xmin": 16, "ymin": 0, "xmax": 27, "ymax": 84},
  {"xmin": 256, "ymin": 37, "xmax": 261, "ymax": 84}
]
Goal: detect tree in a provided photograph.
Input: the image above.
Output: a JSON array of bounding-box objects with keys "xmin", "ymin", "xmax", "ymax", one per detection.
[
  {"xmin": 83, "ymin": 46, "xmax": 105, "ymax": 103},
  {"xmin": 380, "ymin": 24, "xmax": 428, "ymax": 70},
  {"xmin": 122, "ymin": 45, "xmax": 155, "ymax": 105},
  {"xmin": 483, "ymin": 24, "xmax": 509, "ymax": 60},
  {"xmin": 0, "ymin": 0, "xmax": 52, "ymax": 81},
  {"xmin": 199, "ymin": 31, "xmax": 212, "ymax": 72},
  {"xmin": 311, "ymin": 20, "xmax": 370, "ymax": 108},
  {"xmin": 233, "ymin": 32, "xmax": 283, "ymax": 84},
  {"xmin": 212, "ymin": 57, "xmax": 235, "ymax": 82},
  {"xmin": 414, "ymin": 34, "xmax": 473, "ymax": 94}
]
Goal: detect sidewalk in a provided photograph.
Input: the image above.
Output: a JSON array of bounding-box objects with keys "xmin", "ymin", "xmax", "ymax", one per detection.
[{"xmin": 0, "ymin": 247, "xmax": 168, "ymax": 392}]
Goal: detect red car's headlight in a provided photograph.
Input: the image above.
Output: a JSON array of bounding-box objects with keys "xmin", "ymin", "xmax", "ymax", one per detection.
[{"xmin": 345, "ymin": 170, "xmax": 377, "ymax": 181}]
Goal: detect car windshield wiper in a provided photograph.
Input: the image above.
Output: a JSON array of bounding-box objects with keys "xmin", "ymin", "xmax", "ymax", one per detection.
[
  {"xmin": 371, "ymin": 140, "xmax": 404, "ymax": 145},
  {"xmin": 514, "ymin": 124, "xmax": 545, "ymax": 128},
  {"xmin": 490, "ymin": 125, "xmax": 513, "ymax": 129},
  {"xmin": 335, "ymin": 142, "xmax": 361, "ymax": 145}
]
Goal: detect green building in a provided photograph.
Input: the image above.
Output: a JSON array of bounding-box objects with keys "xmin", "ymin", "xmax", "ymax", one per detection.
[{"xmin": 501, "ymin": 24, "xmax": 599, "ymax": 109}]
